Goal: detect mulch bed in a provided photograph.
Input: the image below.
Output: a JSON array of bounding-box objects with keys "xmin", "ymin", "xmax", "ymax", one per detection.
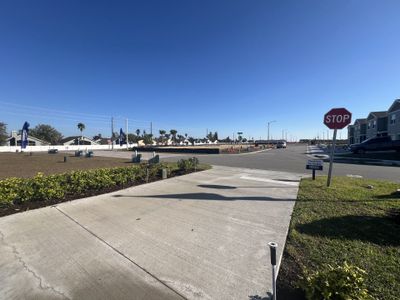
[{"xmin": 0, "ymin": 152, "xmax": 133, "ymax": 179}]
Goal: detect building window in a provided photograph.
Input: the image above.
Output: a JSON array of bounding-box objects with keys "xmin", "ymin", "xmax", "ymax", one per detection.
[
  {"xmin": 373, "ymin": 120, "xmax": 376, "ymax": 128},
  {"xmin": 368, "ymin": 122, "xmax": 371, "ymax": 129},
  {"xmin": 391, "ymin": 114, "xmax": 396, "ymax": 125}
]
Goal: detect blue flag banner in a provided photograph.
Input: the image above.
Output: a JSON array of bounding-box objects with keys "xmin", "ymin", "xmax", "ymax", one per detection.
[
  {"xmin": 119, "ymin": 128, "xmax": 126, "ymax": 146},
  {"xmin": 21, "ymin": 121, "xmax": 30, "ymax": 149}
]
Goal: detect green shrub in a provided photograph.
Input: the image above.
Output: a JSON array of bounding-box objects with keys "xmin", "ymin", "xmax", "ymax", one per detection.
[
  {"xmin": 0, "ymin": 177, "xmax": 24, "ymax": 205},
  {"xmin": 298, "ymin": 261, "xmax": 372, "ymax": 300},
  {"xmin": 26, "ymin": 173, "xmax": 65, "ymax": 202},
  {"xmin": 177, "ymin": 157, "xmax": 199, "ymax": 172},
  {"xmin": 0, "ymin": 162, "xmax": 200, "ymax": 207}
]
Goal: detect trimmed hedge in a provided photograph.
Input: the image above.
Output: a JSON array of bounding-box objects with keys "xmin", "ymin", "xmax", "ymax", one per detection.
[{"xmin": 0, "ymin": 162, "xmax": 177, "ymax": 207}]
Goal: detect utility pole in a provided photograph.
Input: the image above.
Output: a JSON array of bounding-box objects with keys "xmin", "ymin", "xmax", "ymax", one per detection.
[
  {"xmin": 111, "ymin": 117, "xmax": 114, "ymax": 150},
  {"xmin": 282, "ymin": 129, "xmax": 284, "ymax": 140},
  {"xmin": 150, "ymin": 122, "xmax": 153, "ymax": 136},
  {"xmin": 126, "ymin": 118, "xmax": 129, "ymax": 149},
  {"xmin": 267, "ymin": 120, "xmax": 276, "ymax": 141}
]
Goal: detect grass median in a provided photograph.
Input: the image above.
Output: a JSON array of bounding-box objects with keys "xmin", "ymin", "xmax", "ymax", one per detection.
[{"xmin": 278, "ymin": 176, "xmax": 400, "ymax": 300}]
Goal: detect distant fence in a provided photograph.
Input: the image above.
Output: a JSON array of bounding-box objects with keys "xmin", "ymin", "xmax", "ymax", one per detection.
[
  {"xmin": 0, "ymin": 144, "xmax": 138, "ymax": 153},
  {"xmin": 132, "ymin": 146, "xmax": 220, "ymax": 154}
]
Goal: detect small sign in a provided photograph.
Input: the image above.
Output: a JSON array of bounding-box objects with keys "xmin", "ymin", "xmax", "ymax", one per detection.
[{"xmin": 306, "ymin": 159, "xmax": 323, "ymax": 171}]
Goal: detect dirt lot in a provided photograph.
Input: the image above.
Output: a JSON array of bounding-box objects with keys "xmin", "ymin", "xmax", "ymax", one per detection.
[{"xmin": 0, "ymin": 152, "xmax": 132, "ymax": 179}]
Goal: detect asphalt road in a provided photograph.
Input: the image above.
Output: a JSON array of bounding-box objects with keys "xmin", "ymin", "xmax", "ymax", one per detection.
[{"xmin": 164, "ymin": 144, "xmax": 400, "ymax": 182}]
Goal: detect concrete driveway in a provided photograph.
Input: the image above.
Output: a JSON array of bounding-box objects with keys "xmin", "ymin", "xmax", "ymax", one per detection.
[{"xmin": 0, "ymin": 166, "xmax": 301, "ymax": 300}]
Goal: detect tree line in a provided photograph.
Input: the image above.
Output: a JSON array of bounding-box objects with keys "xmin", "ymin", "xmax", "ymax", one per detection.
[{"xmin": 0, "ymin": 122, "xmax": 231, "ymax": 146}]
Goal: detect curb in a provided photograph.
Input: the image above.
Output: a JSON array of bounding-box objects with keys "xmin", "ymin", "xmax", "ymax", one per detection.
[{"xmin": 324, "ymin": 156, "xmax": 400, "ymax": 167}]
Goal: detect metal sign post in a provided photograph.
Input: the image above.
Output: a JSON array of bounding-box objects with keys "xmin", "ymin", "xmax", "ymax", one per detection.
[
  {"xmin": 306, "ymin": 159, "xmax": 323, "ymax": 180},
  {"xmin": 327, "ymin": 129, "xmax": 337, "ymax": 187},
  {"xmin": 323, "ymin": 107, "xmax": 352, "ymax": 187}
]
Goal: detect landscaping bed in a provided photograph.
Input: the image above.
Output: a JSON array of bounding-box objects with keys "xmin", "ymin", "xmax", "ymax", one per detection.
[
  {"xmin": 277, "ymin": 176, "xmax": 400, "ymax": 300},
  {"xmin": 0, "ymin": 152, "xmax": 134, "ymax": 179},
  {"xmin": 0, "ymin": 158, "xmax": 210, "ymax": 218}
]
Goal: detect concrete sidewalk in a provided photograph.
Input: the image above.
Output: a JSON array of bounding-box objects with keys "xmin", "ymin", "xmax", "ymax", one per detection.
[{"xmin": 0, "ymin": 166, "xmax": 302, "ymax": 300}]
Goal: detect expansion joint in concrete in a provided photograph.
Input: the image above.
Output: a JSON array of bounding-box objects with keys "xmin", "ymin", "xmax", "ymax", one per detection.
[{"xmin": 54, "ymin": 206, "xmax": 187, "ymax": 300}]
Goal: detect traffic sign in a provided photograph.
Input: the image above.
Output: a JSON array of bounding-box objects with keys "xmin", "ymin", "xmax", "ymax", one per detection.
[
  {"xmin": 323, "ymin": 107, "xmax": 352, "ymax": 187},
  {"xmin": 306, "ymin": 159, "xmax": 323, "ymax": 171},
  {"xmin": 324, "ymin": 108, "xmax": 352, "ymax": 129}
]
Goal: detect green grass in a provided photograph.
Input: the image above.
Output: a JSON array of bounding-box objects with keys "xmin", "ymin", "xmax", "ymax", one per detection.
[{"xmin": 279, "ymin": 176, "xmax": 400, "ymax": 300}]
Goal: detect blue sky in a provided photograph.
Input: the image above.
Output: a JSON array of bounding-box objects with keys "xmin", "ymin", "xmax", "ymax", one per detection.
[{"xmin": 1, "ymin": 0, "xmax": 399, "ymax": 140}]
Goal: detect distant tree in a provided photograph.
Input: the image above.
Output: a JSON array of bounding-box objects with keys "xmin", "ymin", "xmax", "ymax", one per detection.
[
  {"xmin": 128, "ymin": 133, "xmax": 140, "ymax": 143},
  {"xmin": 136, "ymin": 129, "xmax": 140, "ymax": 136},
  {"xmin": 188, "ymin": 137, "xmax": 195, "ymax": 145},
  {"xmin": 177, "ymin": 134, "xmax": 184, "ymax": 143},
  {"xmin": 143, "ymin": 134, "xmax": 153, "ymax": 145},
  {"xmin": 185, "ymin": 133, "xmax": 188, "ymax": 138},
  {"xmin": 170, "ymin": 129, "xmax": 177, "ymax": 142},
  {"xmin": 93, "ymin": 133, "xmax": 102, "ymax": 140},
  {"xmin": 213, "ymin": 132, "xmax": 218, "ymax": 142},
  {"xmin": 207, "ymin": 131, "xmax": 216, "ymax": 142},
  {"xmin": 30, "ymin": 124, "xmax": 63, "ymax": 145},
  {"xmin": 225, "ymin": 136, "xmax": 231, "ymax": 143},
  {"xmin": 0, "ymin": 122, "xmax": 7, "ymax": 146},
  {"xmin": 159, "ymin": 129, "xmax": 166, "ymax": 136},
  {"xmin": 242, "ymin": 138, "xmax": 248, "ymax": 143}
]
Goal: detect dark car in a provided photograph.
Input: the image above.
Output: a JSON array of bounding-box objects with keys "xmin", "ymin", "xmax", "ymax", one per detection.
[{"xmin": 350, "ymin": 136, "xmax": 400, "ymax": 154}]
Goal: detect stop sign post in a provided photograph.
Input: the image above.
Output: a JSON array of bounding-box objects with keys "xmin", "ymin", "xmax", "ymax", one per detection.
[{"xmin": 323, "ymin": 108, "xmax": 352, "ymax": 187}]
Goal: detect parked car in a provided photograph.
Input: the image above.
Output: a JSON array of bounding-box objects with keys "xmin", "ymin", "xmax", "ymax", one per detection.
[
  {"xmin": 350, "ymin": 136, "xmax": 400, "ymax": 154},
  {"xmin": 277, "ymin": 141, "xmax": 287, "ymax": 149}
]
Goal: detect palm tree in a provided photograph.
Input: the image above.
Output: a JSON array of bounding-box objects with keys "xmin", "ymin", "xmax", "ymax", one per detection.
[
  {"xmin": 77, "ymin": 123, "xmax": 85, "ymax": 145},
  {"xmin": 159, "ymin": 129, "xmax": 166, "ymax": 144},
  {"xmin": 136, "ymin": 129, "xmax": 140, "ymax": 136},
  {"xmin": 170, "ymin": 129, "xmax": 177, "ymax": 143}
]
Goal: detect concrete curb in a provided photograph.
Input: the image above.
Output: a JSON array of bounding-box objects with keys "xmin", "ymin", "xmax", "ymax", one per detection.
[{"xmin": 324, "ymin": 156, "xmax": 400, "ymax": 167}]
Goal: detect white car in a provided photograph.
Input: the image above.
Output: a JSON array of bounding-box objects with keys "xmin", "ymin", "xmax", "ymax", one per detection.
[{"xmin": 277, "ymin": 141, "xmax": 287, "ymax": 148}]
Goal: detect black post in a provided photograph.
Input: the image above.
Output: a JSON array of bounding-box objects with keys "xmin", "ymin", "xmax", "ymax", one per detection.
[
  {"xmin": 64, "ymin": 156, "xmax": 67, "ymax": 163},
  {"xmin": 312, "ymin": 169, "xmax": 316, "ymax": 180},
  {"xmin": 268, "ymin": 242, "xmax": 278, "ymax": 300}
]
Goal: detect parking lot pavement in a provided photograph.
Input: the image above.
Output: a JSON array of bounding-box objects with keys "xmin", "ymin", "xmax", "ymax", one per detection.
[{"xmin": 0, "ymin": 166, "xmax": 302, "ymax": 300}]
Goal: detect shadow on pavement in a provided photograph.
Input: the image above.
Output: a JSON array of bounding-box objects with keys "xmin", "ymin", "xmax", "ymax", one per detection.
[
  {"xmin": 296, "ymin": 215, "xmax": 400, "ymax": 246},
  {"xmin": 113, "ymin": 193, "xmax": 294, "ymax": 202},
  {"xmin": 197, "ymin": 184, "xmax": 237, "ymax": 189}
]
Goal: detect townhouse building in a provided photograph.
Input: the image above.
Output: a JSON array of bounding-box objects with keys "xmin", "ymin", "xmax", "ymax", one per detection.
[{"xmin": 348, "ymin": 99, "xmax": 400, "ymax": 144}]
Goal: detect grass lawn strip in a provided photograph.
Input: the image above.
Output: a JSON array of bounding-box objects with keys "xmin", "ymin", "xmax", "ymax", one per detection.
[{"xmin": 278, "ymin": 176, "xmax": 400, "ymax": 300}]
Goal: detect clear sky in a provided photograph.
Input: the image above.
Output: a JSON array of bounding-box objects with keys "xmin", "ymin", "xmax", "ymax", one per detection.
[{"xmin": 1, "ymin": 0, "xmax": 399, "ymax": 140}]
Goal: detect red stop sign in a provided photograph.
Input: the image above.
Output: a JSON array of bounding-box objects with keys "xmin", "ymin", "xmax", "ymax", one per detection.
[{"xmin": 324, "ymin": 108, "xmax": 352, "ymax": 129}]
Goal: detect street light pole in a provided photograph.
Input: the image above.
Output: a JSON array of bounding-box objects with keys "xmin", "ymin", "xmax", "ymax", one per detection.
[{"xmin": 267, "ymin": 120, "xmax": 276, "ymax": 141}]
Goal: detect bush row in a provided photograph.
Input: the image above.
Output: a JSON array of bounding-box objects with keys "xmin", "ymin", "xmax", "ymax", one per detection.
[{"xmin": 0, "ymin": 161, "xmax": 195, "ymax": 206}]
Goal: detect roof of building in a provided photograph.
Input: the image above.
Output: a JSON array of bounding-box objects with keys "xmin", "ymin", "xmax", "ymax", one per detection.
[
  {"xmin": 388, "ymin": 99, "xmax": 400, "ymax": 113},
  {"xmin": 367, "ymin": 111, "xmax": 388, "ymax": 120},
  {"xmin": 6, "ymin": 134, "xmax": 49, "ymax": 145},
  {"xmin": 60, "ymin": 136, "xmax": 97, "ymax": 144},
  {"xmin": 354, "ymin": 118, "xmax": 367, "ymax": 125}
]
